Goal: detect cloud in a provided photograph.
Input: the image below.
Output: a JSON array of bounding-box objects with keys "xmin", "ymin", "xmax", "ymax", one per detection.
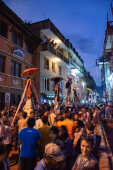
[{"xmin": 68, "ymin": 33, "xmax": 98, "ymax": 55}]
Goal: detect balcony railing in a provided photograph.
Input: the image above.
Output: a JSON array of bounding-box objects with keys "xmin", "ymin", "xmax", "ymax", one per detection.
[
  {"xmin": 41, "ymin": 43, "xmax": 69, "ymax": 64},
  {"xmin": 0, "ymin": 72, "xmax": 24, "ymax": 89}
]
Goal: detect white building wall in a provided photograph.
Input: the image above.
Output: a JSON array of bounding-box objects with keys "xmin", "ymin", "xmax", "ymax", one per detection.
[{"xmin": 40, "ymin": 52, "xmax": 69, "ymax": 103}]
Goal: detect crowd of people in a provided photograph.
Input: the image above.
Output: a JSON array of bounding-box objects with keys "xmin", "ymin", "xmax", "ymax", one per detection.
[{"xmin": 0, "ymin": 102, "xmax": 112, "ymax": 170}]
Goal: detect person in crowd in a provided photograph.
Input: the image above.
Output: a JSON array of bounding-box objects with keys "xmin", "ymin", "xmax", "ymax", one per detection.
[
  {"xmin": 35, "ymin": 114, "xmax": 43, "ymax": 129},
  {"xmin": 73, "ymin": 120, "xmax": 84, "ymax": 160},
  {"xmin": 61, "ymin": 112, "xmax": 74, "ymax": 140},
  {"xmin": 49, "ymin": 126, "xmax": 59, "ymax": 142},
  {"xmin": 29, "ymin": 111, "xmax": 35, "ymax": 118},
  {"xmin": 92, "ymin": 107, "xmax": 100, "ymax": 125},
  {"xmin": 72, "ymin": 136, "xmax": 98, "ymax": 170},
  {"xmin": 0, "ymin": 144, "xmax": 9, "ymax": 170},
  {"xmin": 55, "ymin": 115, "xmax": 64, "ymax": 127},
  {"xmin": 34, "ymin": 143, "xmax": 65, "ymax": 170},
  {"xmin": 39, "ymin": 116, "xmax": 51, "ymax": 157},
  {"xmin": 49, "ymin": 126, "xmax": 65, "ymax": 154},
  {"xmin": 58, "ymin": 126, "xmax": 73, "ymax": 170},
  {"xmin": 18, "ymin": 112, "xmax": 28, "ymax": 132},
  {"xmin": 85, "ymin": 123, "xmax": 101, "ymax": 157},
  {"xmin": 0, "ymin": 118, "xmax": 5, "ymax": 142},
  {"xmin": 80, "ymin": 107, "xmax": 87, "ymax": 123},
  {"xmin": 48, "ymin": 108, "xmax": 56, "ymax": 126},
  {"xmin": 2, "ymin": 116, "xmax": 11, "ymax": 156},
  {"xmin": 73, "ymin": 113, "xmax": 79, "ymax": 122},
  {"xmin": 18, "ymin": 117, "xmax": 41, "ymax": 170},
  {"xmin": 85, "ymin": 123, "xmax": 96, "ymax": 147}
]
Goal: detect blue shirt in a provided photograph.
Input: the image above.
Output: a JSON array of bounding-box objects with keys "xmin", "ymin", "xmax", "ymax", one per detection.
[{"xmin": 18, "ymin": 128, "xmax": 41, "ymax": 158}]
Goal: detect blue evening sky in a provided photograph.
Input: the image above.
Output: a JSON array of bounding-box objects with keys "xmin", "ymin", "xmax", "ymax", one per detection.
[{"xmin": 3, "ymin": 0, "xmax": 112, "ymax": 85}]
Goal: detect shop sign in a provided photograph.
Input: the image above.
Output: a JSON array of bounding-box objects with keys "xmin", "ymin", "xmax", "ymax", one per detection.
[
  {"xmin": 5, "ymin": 93, "xmax": 10, "ymax": 106},
  {"xmin": 13, "ymin": 48, "xmax": 24, "ymax": 60}
]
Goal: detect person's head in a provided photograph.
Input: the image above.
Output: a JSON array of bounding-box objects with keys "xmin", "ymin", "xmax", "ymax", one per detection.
[
  {"xmin": 44, "ymin": 111, "xmax": 49, "ymax": 117},
  {"xmin": 42, "ymin": 116, "xmax": 48, "ymax": 125},
  {"xmin": 49, "ymin": 126, "xmax": 59, "ymax": 141},
  {"xmin": 29, "ymin": 111, "xmax": 35, "ymax": 118},
  {"xmin": 2, "ymin": 115, "xmax": 8, "ymax": 125},
  {"xmin": 80, "ymin": 136, "xmax": 93, "ymax": 158},
  {"xmin": 66, "ymin": 112, "xmax": 71, "ymax": 119},
  {"xmin": 73, "ymin": 113, "xmax": 79, "ymax": 121},
  {"xmin": 58, "ymin": 126, "xmax": 68, "ymax": 139},
  {"xmin": 62, "ymin": 112, "xmax": 66, "ymax": 119},
  {"xmin": 22, "ymin": 112, "xmax": 27, "ymax": 119},
  {"xmin": 85, "ymin": 123, "xmax": 95, "ymax": 135},
  {"xmin": 81, "ymin": 108, "xmax": 86, "ymax": 113},
  {"xmin": 73, "ymin": 120, "xmax": 81, "ymax": 133},
  {"xmin": 44, "ymin": 143, "xmax": 65, "ymax": 170},
  {"xmin": 27, "ymin": 118, "xmax": 35, "ymax": 128},
  {"xmin": 56, "ymin": 115, "xmax": 64, "ymax": 121}
]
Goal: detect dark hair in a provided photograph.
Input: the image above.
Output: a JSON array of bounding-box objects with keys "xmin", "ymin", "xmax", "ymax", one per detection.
[
  {"xmin": 66, "ymin": 112, "xmax": 72, "ymax": 119},
  {"xmin": 50, "ymin": 126, "xmax": 59, "ymax": 136},
  {"xmin": 81, "ymin": 136, "xmax": 93, "ymax": 147},
  {"xmin": 22, "ymin": 112, "xmax": 27, "ymax": 118},
  {"xmin": 42, "ymin": 116, "xmax": 48, "ymax": 124},
  {"xmin": 85, "ymin": 123, "xmax": 95, "ymax": 132},
  {"xmin": 59, "ymin": 126, "xmax": 68, "ymax": 139},
  {"xmin": 27, "ymin": 118, "xmax": 35, "ymax": 128}
]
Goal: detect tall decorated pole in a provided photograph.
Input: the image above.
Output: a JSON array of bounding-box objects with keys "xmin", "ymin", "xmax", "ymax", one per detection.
[
  {"xmin": 51, "ymin": 77, "xmax": 63, "ymax": 113},
  {"xmin": 11, "ymin": 67, "xmax": 40, "ymax": 126},
  {"xmin": 65, "ymin": 76, "xmax": 72, "ymax": 107},
  {"xmin": 73, "ymin": 87, "xmax": 79, "ymax": 108}
]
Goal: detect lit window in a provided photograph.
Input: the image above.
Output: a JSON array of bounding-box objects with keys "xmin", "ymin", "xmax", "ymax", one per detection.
[{"xmin": 52, "ymin": 62, "xmax": 56, "ymax": 72}]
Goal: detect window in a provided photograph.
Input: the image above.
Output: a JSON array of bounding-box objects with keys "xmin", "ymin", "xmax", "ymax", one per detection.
[
  {"xmin": 47, "ymin": 79, "xmax": 50, "ymax": 91},
  {"xmin": 25, "ymin": 41, "xmax": 33, "ymax": 54},
  {"xmin": 59, "ymin": 66, "xmax": 62, "ymax": 75},
  {"xmin": 10, "ymin": 94, "xmax": 21, "ymax": 106},
  {"xmin": 0, "ymin": 21, "xmax": 8, "ymax": 38},
  {"xmin": 0, "ymin": 92, "xmax": 5, "ymax": 110},
  {"xmin": 44, "ymin": 57, "xmax": 49, "ymax": 70},
  {"xmin": 44, "ymin": 78, "xmax": 47, "ymax": 91},
  {"xmin": 52, "ymin": 62, "xmax": 56, "ymax": 72},
  {"xmin": 11, "ymin": 60, "xmax": 21, "ymax": 77},
  {"xmin": 0, "ymin": 56, "xmax": 5, "ymax": 73},
  {"xmin": 11, "ymin": 30, "xmax": 23, "ymax": 47},
  {"xmin": 44, "ymin": 78, "xmax": 49, "ymax": 91}
]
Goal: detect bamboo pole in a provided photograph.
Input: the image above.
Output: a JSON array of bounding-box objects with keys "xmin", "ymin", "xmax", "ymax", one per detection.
[{"xmin": 11, "ymin": 79, "xmax": 30, "ymax": 126}]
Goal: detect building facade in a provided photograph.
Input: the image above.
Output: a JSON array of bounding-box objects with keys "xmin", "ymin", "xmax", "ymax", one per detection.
[
  {"xmin": 29, "ymin": 19, "xmax": 86, "ymax": 104},
  {"xmin": 0, "ymin": 1, "xmax": 40, "ymax": 109},
  {"xmin": 0, "ymin": 1, "xmax": 88, "ymax": 108},
  {"xmin": 98, "ymin": 21, "xmax": 113, "ymax": 102}
]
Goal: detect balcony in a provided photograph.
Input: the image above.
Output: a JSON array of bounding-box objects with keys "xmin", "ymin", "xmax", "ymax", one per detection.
[
  {"xmin": 69, "ymin": 57, "xmax": 77, "ymax": 67},
  {"xmin": 0, "ymin": 72, "xmax": 24, "ymax": 89},
  {"xmin": 96, "ymin": 55, "xmax": 112, "ymax": 66},
  {"xmin": 41, "ymin": 42, "xmax": 69, "ymax": 64}
]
